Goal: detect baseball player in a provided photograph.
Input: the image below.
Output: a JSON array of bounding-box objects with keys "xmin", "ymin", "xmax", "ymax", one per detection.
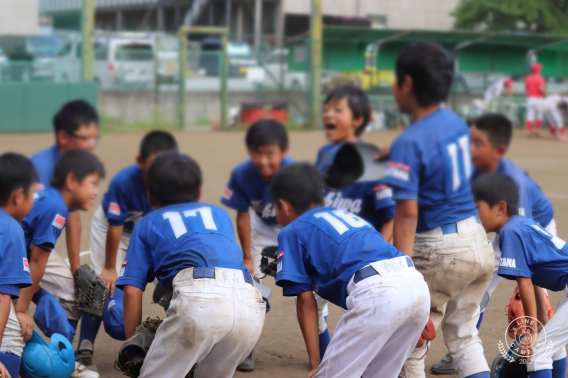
[
  {"xmin": 221, "ymin": 119, "xmax": 330, "ymax": 368},
  {"xmin": 384, "ymin": 41, "xmax": 494, "ymax": 378},
  {"xmin": 271, "ymin": 163, "xmax": 429, "ymax": 378},
  {"xmin": 484, "ymin": 77, "xmax": 513, "ymax": 104},
  {"xmin": 75, "ymin": 131, "xmax": 178, "ymax": 369},
  {"xmin": 472, "ymin": 173, "xmax": 568, "ymax": 378},
  {"xmin": 0, "ymin": 154, "xmax": 36, "ymax": 378},
  {"xmin": 117, "ymin": 152, "xmax": 265, "ymax": 378},
  {"xmin": 14, "ymin": 150, "xmax": 104, "ymax": 377},
  {"xmin": 431, "ymin": 113, "xmax": 556, "ymax": 374},
  {"xmin": 525, "ymin": 63, "xmax": 546, "ymax": 137},
  {"xmin": 316, "ymin": 84, "xmax": 395, "ymax": 241},
  {"xmin": 29, "ymin": 100, "xmax": 101, "ymax": 378},
  {"xmin": 544, "ymin": 94, "xmax": 568, "ymax": 141}
]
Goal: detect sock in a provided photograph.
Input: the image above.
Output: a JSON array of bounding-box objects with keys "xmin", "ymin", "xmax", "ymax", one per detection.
[
  {"xmin": 536, "ymin": 119, "xmax": 543, "ymax": 131},
  {"xmin": 529, "ymin": 370, "xmax": 553, "ymax": 378},
  {"xmin": 465, "ymin": 372, "xmax": 489, "ymax": 378},
  {"xmin": 549, "ymin": 124, "xmax": 556, "ymax": 136},
  {"xmin": 527, "ymin": 121, "xmax": 533, "ymax": 133},
  {"xmin": 552, "ymin": 358, "xmax": 567, "ymax": 378},
  {"xmin": 77, "ymin": 313, "xmax": 102, "ymax": 352},
  {"xmin": 319, "ymin": 316, "xmax": 330, "ymax": 360},
  {"xmin": 476, "ymin": 311, "xmax": 484, "ymax": 330},
  {"xmin": 560, "ymin": 128, "xmax": 566, "ymax": 136},
  {"xmin": 68, "ymin": 318, "xmax": 79, "ymax": 331}
]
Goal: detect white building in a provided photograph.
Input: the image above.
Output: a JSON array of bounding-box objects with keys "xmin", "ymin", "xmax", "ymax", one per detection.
[{"xmin": 0, "ymin": 0, "xmax": 39, "ymax": 35}]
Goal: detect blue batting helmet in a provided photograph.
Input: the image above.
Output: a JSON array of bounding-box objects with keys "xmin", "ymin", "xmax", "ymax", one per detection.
[{"xmin": 20, "ymin": 330, "xmax": 75, "ymax": 378}]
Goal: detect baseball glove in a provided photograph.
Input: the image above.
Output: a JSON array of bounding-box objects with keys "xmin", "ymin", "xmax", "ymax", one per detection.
[
  {"xmin": 260, "ymin": 246, "xmax": 279, "ymax": 277},
  {"xmin": 73, "ymin": 264, "xmax": 108, "ymax": 318},
  {"xmin": 506, "ymin": 287, "xmax": 554, "ymax": 339},
  {"xmin": 152, "ymin": 282, "xmax": 172, "ymax": 313},
  {"xmin": 416, "ymin": 318, "xmax": 436, "ymax": 348},
  {"xmin": 115, "ymin": 317, "xmax": 163, "ymax": 377}
]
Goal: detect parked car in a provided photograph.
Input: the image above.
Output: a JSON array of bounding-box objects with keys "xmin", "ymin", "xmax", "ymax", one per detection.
[
  {"xmin": 155, "ymin": 34, "xmax": 179, "ymax": 83},
  {"xmin": 198, "ymin": 38, "xmax": 257, "ymax": 77},
  {"xmin": 261, "ymin": 48, "xmax": 305, "ymax": 91},
  {"xmin": 94, "ymin": 37, "xmax": 155, "ymax": 88},
  {"xmin": 0, "ymin": 35, "xmax": 63, "ymax": 81}
]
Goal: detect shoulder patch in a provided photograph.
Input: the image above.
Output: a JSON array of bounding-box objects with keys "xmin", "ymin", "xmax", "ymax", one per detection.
[
  {"xmin": 222, "ymin": 188, "xmax": 233, "ymax": 200},
  {"xmin": 52, "ymin": 214, "xmax": 66, "ymax": 230},
  {"xmin": 23, "ymin": 258, "xmax": 30, "ymax": 272},
  {"xmin": 277, "ymin": 251, "xmax": 284, "ymax": 260},
  {"xmin": 386, "ymin": 162, "xmax": 410, "ymax": 182},
  {"xmin": 109, "ymin": 202, "xmax": 121, "ymax": 216}
]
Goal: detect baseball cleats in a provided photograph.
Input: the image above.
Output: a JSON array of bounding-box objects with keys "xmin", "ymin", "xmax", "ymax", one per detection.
[
  {"xmin": 237, "ymin": 350, "xmax": 254, "ymax": 372},
  {"xmin": 72, "ymin": 350, "xmax": 99, "ymax": 378},
  {"xmin": 430, "ymin": 356, "xmax": 455, "ymax": 375}
]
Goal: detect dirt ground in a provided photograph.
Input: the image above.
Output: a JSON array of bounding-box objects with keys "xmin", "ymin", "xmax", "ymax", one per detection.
[{"xmin": 1, "ymin": 129, "xmax": 567, "ymax": 378}]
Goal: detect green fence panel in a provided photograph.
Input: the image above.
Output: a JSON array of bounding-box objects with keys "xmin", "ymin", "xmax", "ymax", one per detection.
[{"xmin": 0, "ymin": 82, "xmax": 97, "ymax": 132}]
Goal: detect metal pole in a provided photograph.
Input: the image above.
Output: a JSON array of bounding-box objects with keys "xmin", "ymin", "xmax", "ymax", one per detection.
[
  {"xmin": 81, "ymin": 0, "xmax": 95, "ymax": 82},
  {"xmin": 178, "ymin": 29, "xmax": 187, "ymax": 129},
  {"xmin": 308, "ymin": 0, "xmax": 322, "ymax": 129},
  {"xmin": 226, "ymin": 0, "xmax": 232, "ymax": 35},
  {"xmin": 254, "ymin": 0, "xmax": 262, "ymax": 53},
  {"xmin": 221, "ymin": 31, "xmax": 229, "ymax": 129}
]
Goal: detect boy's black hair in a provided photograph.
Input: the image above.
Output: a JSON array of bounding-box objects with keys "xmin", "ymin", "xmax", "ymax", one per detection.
[
  {"xmin": 471, "ymin": 173, "xmax": 519, "ymax": 217},
  {"xmin": 396, "ymin": 41, "xmax": 454, "ymax": 106},
  {"xmin": 53, "ymin": 100, "xmax": 99, "ymax": 135},
  {"xmin": 51, "ymin": 150, "xmax": 105, "ymax": 189},
  {"xmin": 271, "ymin": 163, "xmax": 324, "ymax": 214},
  {"xmin": 471, "ymin": 113, "xmax": 513, "ymax": 149},
  {"xmin": 245, "ymin": 119, "xmax": 288, "ymax": 150},
  {"xmin": 324, "ymin": 85, "xmax": 371, "ymax": 136},
  {"xmin": 0, "ymin": 153, "xmax": 39, "ymax": 206},
  {"xmin": 139, "ymin": 131, "xmax": 178, "ymax": 161},
  {"xmin": 147, "ymin": 152, "xmax": 202, "ymax": 207}
]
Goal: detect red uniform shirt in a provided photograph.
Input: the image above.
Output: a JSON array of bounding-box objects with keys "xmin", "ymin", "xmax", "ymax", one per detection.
[{"xmin": 525, "ymin": 74, "xmax": 545, "ymax": 98}]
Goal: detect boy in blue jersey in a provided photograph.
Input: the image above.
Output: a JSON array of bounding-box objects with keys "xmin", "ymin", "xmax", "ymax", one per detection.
[
  {"xmin": 15, "ymin": 150, "xmax": 105, "ymax": 377},
  {"xmin": 271, "ymin": 163, "xmax": 430, "ymax": 378},
  {"xmin": 0, "ymin": 154, "xmax": 37, "ymax": 378},
  {"xmin": 432, "ymin": 114, "xmax": 557, "ymax": 374},
  {"xmin": 117, "ymin": 152, "xmax": 265, "ymax": 378},
  {"xmin": 316, "ymin": 85, "xmax": 395, "ymax": 240},
  {"xmin": 74, "ymin": 132, "xmax": 177, "ymax": 372},
  {"xmin": 472, "ymin": 173, "xmax": 568, "ymax": 378},
  {"xmin": 384, "ymin": 41, "xmax": 494, "ymax": 378}
]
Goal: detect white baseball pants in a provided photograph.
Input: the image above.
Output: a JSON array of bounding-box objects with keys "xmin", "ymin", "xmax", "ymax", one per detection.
[
  {"xmin": 139, "ymin": 268, "xmax": 266, "ymax": 378},
  {"xmin": 90, "ymin": 205, "xmax": 130, "ymax": 275},
  {"xmin": 400, "ymin": 216, "xmax": 494, "ymax": 378},
  {"xmin": 527, "ymin": 97, "xmax": 545, "ymax": 122},
  {"xmin": 314, "ymin": 257, "xmax": 430, "ymax": 378},
  {"xmin": 0, "ymin": 302, "xmax": 25, "ymax": 356},
  {"xmin": 40, "ymin": 249, "xmax": 80, "ymax": 320}
]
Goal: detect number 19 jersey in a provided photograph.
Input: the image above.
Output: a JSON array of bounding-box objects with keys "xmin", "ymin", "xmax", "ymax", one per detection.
[
  {"xmin": 383, "ymin": 108, "xmax": 477, "ymax": 232},
  {"xmin": 275, "ymin": 207, "xmax": 404, "ymax": 310},
  {"xmin": 116, "ymin": 202, "xmax": 248, "ymax": 292}
]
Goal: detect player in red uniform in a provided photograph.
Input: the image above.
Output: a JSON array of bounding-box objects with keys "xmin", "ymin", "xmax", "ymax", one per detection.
[{"xmin": 525, "ymin": 63, "xmax": 546, "ymax": 137}]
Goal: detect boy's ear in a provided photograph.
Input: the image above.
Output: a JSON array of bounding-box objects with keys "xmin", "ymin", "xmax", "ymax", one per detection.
[
  {"xmin": 147, "ymin": 190, "xmax": 157, "ymax": 208},
  {"xmin": 198, "ymin": 188, "xmax": 202, "ymax": 201},
  {"xmin": 11, "ymin": 188, "xmax": 24, "ymax": 206},
  {"xmin": 135, "ymin": 155, "xmax": 144, "ymax": 168},
  {"xmin": 496, "ymin": 145, "xmax": 507, "ymax": 157},
  {"xmin": 278, "ymin": 198, "xmax": 292, "ymax": 216},
  {"xmin": 57, "ymin": 130, "xmax": 70, "ymax": 148},
  {"xmin": 65, "ymin": 173, "xmax": 78, "ymax": 190},
  {"xmin": 402, "ymin": 74, "xmax": 413, "ymax": 94},
  {"xmin": 352, "ymin": 116, "xmax": 364, "ymax": 128},
  {"xmin": 281, "ymin": 146, "xmax": 289, "ymax": 157},
  {"xmin": 497, "ymin": 200, "xmax": 508, "ymax": 216}
]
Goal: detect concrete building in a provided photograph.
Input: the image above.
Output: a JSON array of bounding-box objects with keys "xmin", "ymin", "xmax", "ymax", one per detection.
[{"xmin": 0, "ymin": 0, "xmax": 39, "ymax": 35}]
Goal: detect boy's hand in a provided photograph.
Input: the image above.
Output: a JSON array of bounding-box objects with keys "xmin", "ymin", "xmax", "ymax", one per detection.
[
  {"xmin": 16, "ymin": 311, "xmax": 34, "ymax": 342},
  {"xmin": 243, "ymin": 257, "xmax": 254, "ymax": 275},
  {"xmin": 0, "ymin": 361, "xmax": 12, "ymax": 378},
  {"xmin": 519, "ymin": 330, "xmax": 538, "ymax": 358},
  {"xmin": 305, "ymin": 367, "xmax": 318, "ymax": 378},
  {"xmin": 100, "ymin": 267, "xmax": 119, "ymax": 298}
]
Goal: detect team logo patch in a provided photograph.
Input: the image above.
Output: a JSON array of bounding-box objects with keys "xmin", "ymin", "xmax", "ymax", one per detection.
[
  {"xmin": 277, "ymin": 261, "xmax": 283, "ymax": 274},
  {"xmin": 109, "ymin": 202, "xmax": 121, "ymax": 216},
  {"xmin": 277, "ymin": 251, "xmax": 284, "ymax": 260},
  {"xmin": 36, "ymin": 184, "xmax": 45, "ymax": 190},
  {"xmin": 52, "ymin": 214, "xmax": 66, "ymax": 230},
  {"xmin": 386, "ymin": 162, "xmax": 410, "ymax": 182},
  {"xmin": 222, "ymin": 188, "xmax": 233, "ymax": 200},
  {"xmin": 373, "ymin": 185, "xmax": 393, "ymax": 200},
  {"xmin": 122, "ymin": 260, "xmax": 128, "ymax": 266},
  {"xmin": 23, "ymin": 258, "xmax": 30, "ymax": 272},
  {"xmin": 372, "ymin": 184, "xmax": 389, "ymax": 192}
]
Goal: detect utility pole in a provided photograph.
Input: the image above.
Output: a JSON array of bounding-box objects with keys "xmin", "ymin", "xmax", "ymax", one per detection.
[
  {"xmin": 307, "ymin": 0, "xmax": 322, "ymax": 129},
  {"xmin": 81, "ymin": 0, "xmax": 95, "ymax": 82},
  {"xmin": 254, "ymin": 0, "xmax": 262, "ymax": 53}
]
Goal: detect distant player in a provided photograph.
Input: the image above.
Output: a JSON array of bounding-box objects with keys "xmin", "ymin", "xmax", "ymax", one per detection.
[
  {"xmin": 117, "ymin": 152, "xmax": 265, "ymax": 377},
  {"xmin": 316, "ymin": 85, "xmax": 395, "ymax": 240},
  {"xmin": 431, "ymin": 113, "xmax": 556, "ymax": 374},
  {"xmin": 28, "ymin": 99, "xmax": 101, "ymax": 378},
  {"xmin": 272, "ymin": 163, "xmax": 429, "ymax": 378},
  {"xmin": 75, "ymin": 131, "xmax": 178, "ymax": 372},
  {"xmin": 525, "ymin": 63, "xmax": 546, "ymax": 137},
  {"xmin": 544, "ymin": 94, "xmax": 568, "ymax": 141},
  {"xmin": 472, "ymin": 173, "xmax": 568, "ymax": 378},
  {"xmin": 384, "ymin": 41, "xmax": 494, "ymax": 378},
  {"xmin": 0, "ymin": 154, "xmax": 37, "ymax": 378},
  {"xmin": 15, "ymin": 150, "xmax": 104, "ymax": 377},
  {"xmin": 484, "ymin": 77, "xmax": 513, "ymax": 104}
]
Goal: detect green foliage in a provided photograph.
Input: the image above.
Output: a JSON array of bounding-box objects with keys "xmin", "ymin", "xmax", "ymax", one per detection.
[{"xmin": 453, "ymin": 0, "xmax": 568, "ymax": 34}]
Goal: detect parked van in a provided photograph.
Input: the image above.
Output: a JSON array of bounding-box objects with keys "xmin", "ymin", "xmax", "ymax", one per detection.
[{"xmin": 0, "ymin": 35, "xmax": 63, "ymax": 81}]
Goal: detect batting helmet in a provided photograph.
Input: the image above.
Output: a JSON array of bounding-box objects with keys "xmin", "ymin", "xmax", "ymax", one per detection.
[{"xmin": 20, "ymin": 330, "xmax": 75, "ymax": 378}]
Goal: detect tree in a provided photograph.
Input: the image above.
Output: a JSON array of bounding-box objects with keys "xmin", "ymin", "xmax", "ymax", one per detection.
[{"xmin": 452, "ymin": 0, "xmax": 568, "ymax": 34}]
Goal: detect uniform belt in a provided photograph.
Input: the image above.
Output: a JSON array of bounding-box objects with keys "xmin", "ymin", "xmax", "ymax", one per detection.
[
  {"xmin": 354, "ymin": 256, "xmax": 414, "ymax": 284},
  {"xmin": 192, "ymin": 267, "xmax": 253, "ymax": 285},
  {"xmin": 440, "ymin": 214, "xmax": 480, "ymax": 235}
]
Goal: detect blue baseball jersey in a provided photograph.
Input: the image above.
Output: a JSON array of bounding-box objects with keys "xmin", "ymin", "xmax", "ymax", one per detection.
[
  {"xmin": 30, "ymin": 145, "xmax": 60, "ymax": 187},
  {"xmin": 116, "ymin": 202, "xmax": 248, "ymax": 292},
  {"xmin": 525, "ymin": 175, "xmax": 554, "ymax": 227},
  {"xmin": 20, "ymin": 187, "xmax": 68, "ymax": 257},
  {"xmin": 275, "ymin": 207, "xmax": 405, "ymax": 309},
  {"xmin": 497, "ymin": 216, "xmax": 568, "ymax": 292},
  {"xmin": 383, "ymin": 109, "xmax": 477, "ymax": 232},
  {"xmin": 101, "ymin": 165, "xmax": 153, "ymax": 231},
  {"xmin": 316, "ymin": 143, "xmax": 395, "ymax": 230},
  {"xmin": 0, "ymin": 209, "xmax": 32, "ymax": 298},
  {"xmin": 221, "ymin": 157, "xmax": 294, "ymax": 226}
]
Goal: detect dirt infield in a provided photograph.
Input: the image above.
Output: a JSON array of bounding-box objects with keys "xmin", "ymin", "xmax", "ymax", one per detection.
[{"xmin": 1, "ymin": 129, "xmax": 567, "ymax": 378}]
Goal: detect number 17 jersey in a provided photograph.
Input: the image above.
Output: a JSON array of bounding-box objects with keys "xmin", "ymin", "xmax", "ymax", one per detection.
[
  {"xmin": 383, "ymin": 108, "xmax": 477, "ymax": 232},
  {"xmin": 116, "ymin": 202, "xmax": 248, "ymax": 293}
]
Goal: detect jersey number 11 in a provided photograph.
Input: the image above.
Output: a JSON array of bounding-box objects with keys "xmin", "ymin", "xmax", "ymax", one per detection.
[{"xmin": 163, "ymin": 207, "xmax": 218, "ymax": 238}]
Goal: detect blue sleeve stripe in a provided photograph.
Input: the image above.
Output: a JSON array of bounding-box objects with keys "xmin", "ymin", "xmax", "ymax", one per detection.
[
  {"xmin": 282, "ymin": 282, "xmax": 313, "ymax": 296},
  {"xmin": 107, "ymin": 218, "xmax": 126, "ymax": 227},
  {"xmin": 0, "ymin": 277, "xmax": 32, "ymax": 285},
  {"xmin": 0, "ymin": 284, "xmax": 22, "ymax": 297},
  {"xmin": 275, "ymin": 274, "xmax": 312, "ymax": 287},
  {"xmin": 497, "ymin": 268, "xmax": 532, "ymax": 279},
  {"xmin": 392, "ymin": 189, "xmax": 418, "ymax": 201}
]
